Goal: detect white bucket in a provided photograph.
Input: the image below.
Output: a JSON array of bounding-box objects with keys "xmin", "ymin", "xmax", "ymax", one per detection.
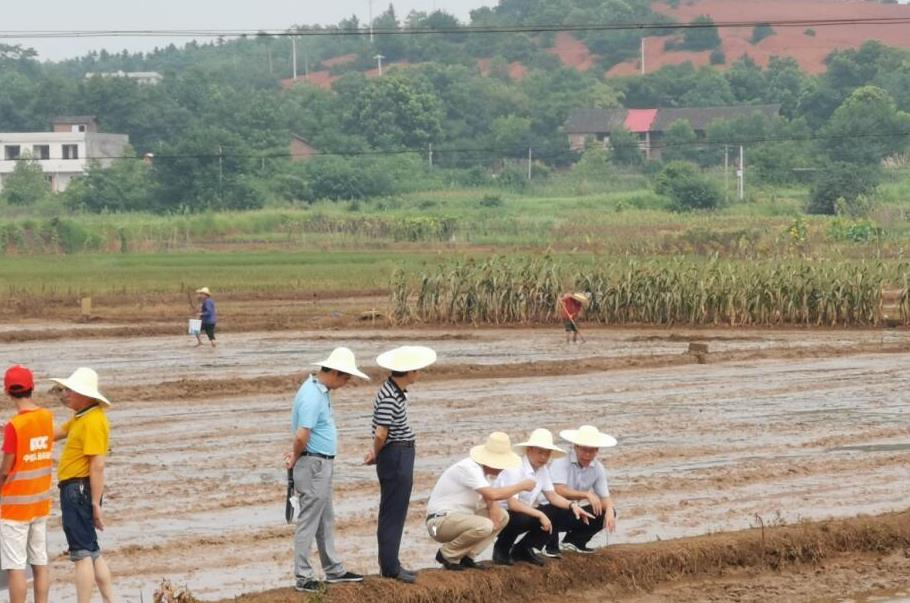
[{"xmin": 188, "ymin": 319, "xmax": 202, "ymax": 335}]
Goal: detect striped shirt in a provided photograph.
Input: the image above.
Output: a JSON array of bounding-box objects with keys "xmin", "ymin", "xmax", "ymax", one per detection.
[{"xmin": 371, "ymin": 377, "xmax": 415, "ymax": 443}]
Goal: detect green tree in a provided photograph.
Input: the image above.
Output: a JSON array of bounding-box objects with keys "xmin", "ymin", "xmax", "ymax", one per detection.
[
  {"xmin": 350, "ymin": 73, "xmax": 444, "ymax": 149},
  {"xmin": 681, "ymin": 16, "xmax": 721, "ymax": 51},
  {"xmin": 821, "ymin": 85, "xmax": 910, "ymax": 165},
  {"xmin": 489, "ymin": 115, "xmax": 532, "ymax": 155},
  {"xmin": 609, "ymin": 127, "xmax": 644, "ymax": 166},
  {"xmin": 661, "ymin": 119, "xmax": 700, "ymax": 164},
  {"xmin": 655, "ymin": 161, "xmax": 723, "ymax": 211},
  {"xmin": 1, "ymin": 157, "xmax": 49, "ymax": 206},
  {"xmin": 63, "ymin": 155, "xmax": 154, "ymax": 212},
  {"xmin": 808, "ymin": 161, "xmax": 880, "ymax": 215},
  {"xmin": 726, "ymin": 55, "xmax": 765, "ymax": 103}
]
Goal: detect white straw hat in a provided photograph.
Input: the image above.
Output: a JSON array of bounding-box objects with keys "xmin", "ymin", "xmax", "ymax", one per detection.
[
  {"xmin": 571, "ymin": 292, "xmax": 591, "ymax": 306},
  {"xmin": 49, "ymin": 367, "xmax": 111, "ymax": 406},
  {"xmin": 470, "ymin": 432, "xmax": 522, "ymax": 470},
  {"xmin": 376, "ymin": 346, "xmax": 437, "ymax": 372},
  {"xmin": 514, "ymin": 428, "xmax": 566, "ymax": 458},
  {"xmin": 560, "ymin": 425, "xmax": 617, "ymax": 448},
  {"xmin": 313, "ymin": 347, "xmax": 369, "ymax": 380},
  {"xmin": 195, "ymin": 287, "xmax": 211, "ymax": 295}
]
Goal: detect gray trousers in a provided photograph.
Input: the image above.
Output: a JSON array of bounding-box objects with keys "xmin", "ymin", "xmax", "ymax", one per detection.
[{"xmin": 294, "ymin": 455, "xmax": 345, "ymax": 580}]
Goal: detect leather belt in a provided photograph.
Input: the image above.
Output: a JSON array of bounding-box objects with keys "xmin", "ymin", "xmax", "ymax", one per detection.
[
  {"xmin": 301, "ymin": 451, "xmax": 335, "ymax": 460},
  {"xmin": 385, "ymin": 440, "xmax": 416, "ymax": 448}
]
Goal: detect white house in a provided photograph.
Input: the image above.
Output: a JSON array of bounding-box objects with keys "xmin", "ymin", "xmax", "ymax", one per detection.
[
  {"xmin": 84, "ymin": 71, "xmax": 164, "ymax": 85},
  {"xmin": 0, "ymin": 117, "xmax": 130, "ymax": 193}
]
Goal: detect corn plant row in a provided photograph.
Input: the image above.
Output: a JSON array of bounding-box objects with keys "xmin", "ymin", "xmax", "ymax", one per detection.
[{"xmin": 391, "ymin": 257, "xmax": 910, "ymax": 326}]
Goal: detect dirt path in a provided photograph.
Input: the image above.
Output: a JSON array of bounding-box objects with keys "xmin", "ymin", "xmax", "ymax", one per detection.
[{"xmin": 4, "ymin": 326, "xmax": 910, "ymax": 601}]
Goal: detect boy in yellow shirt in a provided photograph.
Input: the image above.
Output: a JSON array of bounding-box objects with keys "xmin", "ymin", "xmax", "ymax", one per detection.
[{"xmin": 51, "ymin": 368, "xmax": 114, "ymax": 603}]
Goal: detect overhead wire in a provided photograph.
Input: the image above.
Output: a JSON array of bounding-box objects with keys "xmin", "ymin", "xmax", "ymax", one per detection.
[{"xmin": 2, "ymin": 15, "xmax": 910, "ymax": 40}]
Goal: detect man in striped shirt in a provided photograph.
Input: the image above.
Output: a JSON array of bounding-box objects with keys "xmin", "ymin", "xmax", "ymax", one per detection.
[{"xmin": 363, "ymin": 346, "xmax": 436, "ymax": 584}]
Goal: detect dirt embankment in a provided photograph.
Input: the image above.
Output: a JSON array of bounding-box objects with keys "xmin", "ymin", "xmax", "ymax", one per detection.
[{"xmin": 222, "ymin": 509, "xmax": 910, "ymax": 603}]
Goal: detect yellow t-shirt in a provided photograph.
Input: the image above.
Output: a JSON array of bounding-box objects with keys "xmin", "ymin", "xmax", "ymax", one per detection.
[{"xmin": 57, "ymin": 406, "xmax": 110, "ymax": 482}]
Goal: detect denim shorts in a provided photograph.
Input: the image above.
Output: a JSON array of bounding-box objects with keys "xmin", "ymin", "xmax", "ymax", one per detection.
[{"xmin": 59, "ymin": 479, "xmax": 101, "ymax": 562}]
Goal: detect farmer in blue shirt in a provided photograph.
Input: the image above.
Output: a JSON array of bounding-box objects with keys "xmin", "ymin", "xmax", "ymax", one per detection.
[
  {"xmin": 195, "ymin": 287, "xmax": 217, "ymax": 348},
  {"xmin": 286, "ymin": 347, "xmax": 370, "ymax": 593}
]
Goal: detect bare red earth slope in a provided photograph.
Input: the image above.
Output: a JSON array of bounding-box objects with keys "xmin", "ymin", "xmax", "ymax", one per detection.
[{"xmin": 608, "ymin": 0, "xmax": 910, "ymax": 76}]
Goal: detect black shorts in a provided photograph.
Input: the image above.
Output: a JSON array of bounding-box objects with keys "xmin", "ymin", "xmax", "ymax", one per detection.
[
  {"xmin": 60, "ymin": 479, "xmax": 101, "ymax": 562},
  {"xmin": 202, "ymin": 323, "xmax": 216, "ymax": 341},
  {"xmin": 564, "ymin": 320, "xmax": 577, "ymax": 332}
]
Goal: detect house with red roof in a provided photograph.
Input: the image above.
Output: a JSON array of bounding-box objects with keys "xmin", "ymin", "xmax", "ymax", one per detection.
[{"xmin": 565, "ymin": 105, "xmax": 780, "ymax": 160}]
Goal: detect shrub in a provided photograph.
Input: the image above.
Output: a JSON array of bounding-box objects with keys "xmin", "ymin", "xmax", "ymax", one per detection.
[
  {"xmin": 807, "ymin": 162, "xmax": 880, "ymax": 215},
  {"xmin": 681, "ymin": 16, "xmax": 722, "ymax": 51},
  {"xmin": 654, "ymin": 161, "xmax": 723, "ymax": 211},
  {"xmin": 710, "ymin": 48, "xmax": 726, "ymax": 65},
  {"xmin": 751, "ymin": 23, "xmax": 775, "ymax": 44}
]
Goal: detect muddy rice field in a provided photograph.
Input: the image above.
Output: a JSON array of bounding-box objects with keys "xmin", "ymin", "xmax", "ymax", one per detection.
[{"xmin": 4, "ymin": 310, "xmax": 910, "ymax": 602}]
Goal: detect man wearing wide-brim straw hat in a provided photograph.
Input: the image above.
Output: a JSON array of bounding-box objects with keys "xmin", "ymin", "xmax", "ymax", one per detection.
[
  {"xmin": 425, "ymin": 432, "xmax": 536, "ymax": 571},
  {"xmin": 287, "ymin": 347, "xmax": 368, "ymax": 593},
  {"xmin": 50, "ymin": 367, "xmax": 115, "ymax": 603},
  {"xmin": 194, "ymin": 287, "xmax": 217, "ymax": 348},
  {"xmin": 546, "ymin": 425, "xmax": 618, "ymax": 555},
  {"xmin": 491, "ymin": 428, "xmax": 592, "ymax": 566},
  {"xmin": 363, "ymin": 346, "xmax": 436, "ymax": 584},
  {"xmin": 558, "ymin": 291, "xmax": 591, "ymax": 344}
]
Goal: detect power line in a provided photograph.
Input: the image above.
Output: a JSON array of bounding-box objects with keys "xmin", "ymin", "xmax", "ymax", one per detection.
[{"xmin": 2, "ymin": 16, "xmax": 910, "ymax": 40}]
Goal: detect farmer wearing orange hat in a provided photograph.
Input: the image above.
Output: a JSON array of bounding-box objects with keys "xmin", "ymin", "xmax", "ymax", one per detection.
[{"xmin": 2, "ymin": 365, "xmax": 54, "ymax": 603}]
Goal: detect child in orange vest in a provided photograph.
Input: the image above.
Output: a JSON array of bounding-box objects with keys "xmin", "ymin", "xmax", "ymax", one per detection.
[{"xmin": 2, "ymin": 365, "xmax": 54, "ymax": 603}]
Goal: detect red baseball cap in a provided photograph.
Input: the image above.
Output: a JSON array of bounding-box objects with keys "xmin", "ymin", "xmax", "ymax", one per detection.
[{"xmin": 4, "ymin": 365, "xmax": 34, "ymax": 395}]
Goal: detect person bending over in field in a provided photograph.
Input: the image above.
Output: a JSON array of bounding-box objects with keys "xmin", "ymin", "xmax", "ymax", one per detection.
[
  {"xmin": 195, "ymin": 287, "xmax": 217, "ymax": 348},
  {"xmin": 558, "ymin": 292, "xmax": 590, "ymax": 344},
  {"xmin": 545, "ymin": 425, "xmax": 617, "ymax": 555},
  {"xmin": 492, "ymin": 429, "xmax": 591, "ymax": 566},
  {"xmin": 425, "ymin": 432, "xmax": 534, "ymax": 572}
]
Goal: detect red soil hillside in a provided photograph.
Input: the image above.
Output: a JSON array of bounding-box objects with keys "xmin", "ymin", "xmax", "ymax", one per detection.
[
  {"xmin": 547, "ymin": 31, "xmax": 595, "ymax": 71},
  {"xmin": 610, "ymin": 0, "xmax": 910, "ymax": 76}
]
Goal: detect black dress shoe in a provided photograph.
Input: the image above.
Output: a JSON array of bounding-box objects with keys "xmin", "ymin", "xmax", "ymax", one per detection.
[
  {"xmin": 511, "ymin": 547, "xmax": 546, "ymax": 566},
  {"xmin": 384, "ymin": 568, "xmax": 417, "ymax": 583},
  {"xmin": 459, "ymin": 556, "xmax": 488, "ymax": 570},
  {"xmin": 492, "ymin": 548, "xmax": 514, "ymax": 566},
  {"xmin": 435, "ymin": 549, "xmax": 465, "ymax": 571}
]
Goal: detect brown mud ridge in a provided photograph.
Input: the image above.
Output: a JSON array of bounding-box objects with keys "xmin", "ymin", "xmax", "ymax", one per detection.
[
  {"xmin": 106, "ymin": 340, "xmax": 910, "ymax": 402},
  {"xmin": 222, "ymin": 509, "xmax": 910, "ymax": 603}
]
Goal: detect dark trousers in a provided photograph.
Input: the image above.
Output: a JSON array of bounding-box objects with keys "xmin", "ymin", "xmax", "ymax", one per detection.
[
  {"xmin": 494, "ymin": 505, "xmax": 559, "ymax": 554},
  {"xmin": 543, "ymin": 504, "xmax": 608, "ymax": 549},
  {"xmin": 376, "ymin": 443, "xmax": 415, "ymax": 576}
]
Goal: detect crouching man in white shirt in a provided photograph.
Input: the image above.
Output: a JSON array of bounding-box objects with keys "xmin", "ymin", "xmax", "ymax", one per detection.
[
  {"xmin": 426, "ymin": 432, "xmax": 534, "ymax": 571},
  {"xmin": 545, "ymin": 425, "xmax": 617, "ymax": 555},
  {"xmin": 492, "ymin": 428, "xmax": 592, "ymax": 566}
]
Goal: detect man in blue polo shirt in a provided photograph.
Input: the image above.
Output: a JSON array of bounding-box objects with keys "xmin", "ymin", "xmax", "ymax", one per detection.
[{"xmin": 288, "ymin": 347, "xmax": 369, "ymax": 593}]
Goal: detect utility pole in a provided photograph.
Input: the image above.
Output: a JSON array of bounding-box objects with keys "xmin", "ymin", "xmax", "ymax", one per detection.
[
  {"xmin": 641, "ymin": 37, "xmax": 645, "ymax": 75},
  {"xmin": 369, "ymin": 0, "xmax": 374, "ymax": 42},
  {"xmin": 291, "ymin": 36, "xmax": 298, "ymax": 80},
  {"xmin": 304, "ymin": 42, "xmax": 309, "ymax": 80},
  {"xmin": 528, "ymin": 147, "xmax": 533, "ymax": 181},
  {"xmin": 737, "ymin": 145, "xmax": 745, "ymax": 201},
  {"xmin": 217, "ymin": 145, "xmax": 224, "ymax": 204},
  {"xmin": 375, "ymin": 54, "xmax": 385, "ymax": 75},
  {"xmin": 724, "ymin": 144, "xmax": 729, "ymax": 202},
  {"xmin": 268, "ymin": 45, "xmax": 273, "ymax": 74},
  {"xmin": 428, "ymin": 143, "xmax": 433, "ymax": 168}
]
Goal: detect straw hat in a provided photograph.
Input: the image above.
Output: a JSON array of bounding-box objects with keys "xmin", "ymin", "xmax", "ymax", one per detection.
[
  {"xmin": 195, "ymin": 287, "xmax": 211, "ymax": 296},
  {"xmin": 514, "ymin": 428, "xmax": 566, "ymax": 458},
  {"xmin": 470, "ymin": 432, "xmax": 522, "ymax": 470},
  {"xmin": 571, "ymin": 292, "xmax": 591, "ymax": 306},
  {"xmin": 49, "ymin": 368, "xmax": 111, "ymax": 406},
  {"xmin": 560, "ymin": 425, "xmax": 617, "ymax": 448},
  {"xmin": 376, "ymin": 346, "xmax": 437, "ymax": 372},
  {"xmin": 313, "ymin": 347, "xmax": 369, "ymax": 380}
]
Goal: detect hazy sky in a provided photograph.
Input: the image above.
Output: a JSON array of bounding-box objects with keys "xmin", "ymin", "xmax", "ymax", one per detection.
[{"xmin": 4, "ymin": 0, "xmax": 497, "ymax": 61}]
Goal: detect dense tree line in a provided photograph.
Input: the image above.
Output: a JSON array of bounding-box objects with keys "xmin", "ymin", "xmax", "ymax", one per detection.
[{"xmin": 1, "ymin": 0, "xmax": 910, "ymax": 214}]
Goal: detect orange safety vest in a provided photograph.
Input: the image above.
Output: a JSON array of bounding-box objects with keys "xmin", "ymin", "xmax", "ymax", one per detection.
[{"xmin": 1, "ymin": 409, "xmax": 54, "ymax": 522}]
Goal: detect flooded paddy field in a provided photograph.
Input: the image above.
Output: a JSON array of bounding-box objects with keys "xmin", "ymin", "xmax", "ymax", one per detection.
[{"xmin": 3, "ymin": 326, "xmax": 910, "ymax": 601}]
